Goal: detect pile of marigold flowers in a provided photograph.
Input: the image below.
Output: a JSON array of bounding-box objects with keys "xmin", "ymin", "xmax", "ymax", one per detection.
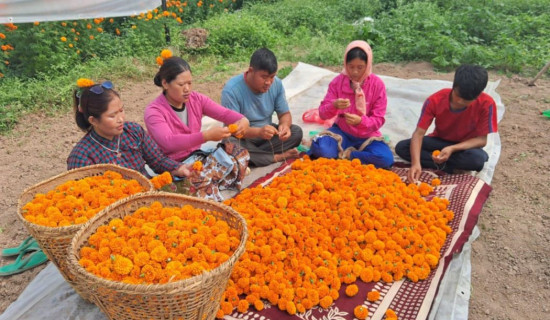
[
  {"xmin": 22, "ymin": 171, "xmax": 145, "ymax": 227},
  {"xmin": 218, "ymin": 157, "xmax": 453, "ymax": 317},
  {"xmin": 78, "ymin": 201, "xmax": 240, "ymax": 284}
]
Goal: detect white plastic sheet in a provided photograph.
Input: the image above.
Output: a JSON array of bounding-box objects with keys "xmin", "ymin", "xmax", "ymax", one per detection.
[
  {"xmin": 0, "ymin": 0, "xmax": 161, "ymax": 24},
  {"xmin": 0, "ymin": 63, "xmax": 504, "ymax": 320}
]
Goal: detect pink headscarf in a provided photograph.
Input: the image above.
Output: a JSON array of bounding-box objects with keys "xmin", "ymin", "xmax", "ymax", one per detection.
[{"xmin": 341, "ymin": 40, "xmax": 373, "ymax": 116}]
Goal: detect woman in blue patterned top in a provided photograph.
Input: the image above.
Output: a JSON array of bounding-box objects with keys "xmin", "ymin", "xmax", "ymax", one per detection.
[{"xmin": 67, "ymin": 80, "xmax": 191, "ymax": 178}]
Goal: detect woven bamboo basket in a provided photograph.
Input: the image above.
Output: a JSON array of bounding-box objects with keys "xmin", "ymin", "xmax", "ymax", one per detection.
[
  {"xmin": 67, "ymin": 192, "xmax": 248, "ymax": 320},
  {"xmin": 16, "ymin": 164, "xmax": 153, "ymax": 302}
]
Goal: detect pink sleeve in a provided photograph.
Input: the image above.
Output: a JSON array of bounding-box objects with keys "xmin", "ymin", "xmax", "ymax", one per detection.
[
  {"xmin": 355, "ymin": 78, "xmax": 387, "ymax": 133},
  {"xmin": 318, "ymin": 77, "xmax": 340, "ymax": 120},
  {"xmin": 144, "ymin": 100, "xmax": 204, "ymax": 155},
  {"xmin": 199, "ymin": 93, "xmax": 244, "ymax": 124}
]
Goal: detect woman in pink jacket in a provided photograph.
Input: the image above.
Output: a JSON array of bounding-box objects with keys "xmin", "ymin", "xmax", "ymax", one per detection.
[
  {"xmin": 145, "ymin": 56, "xmax": 250, "ymax": 201},
  {"xmin": 311, "ymin": 40, "xmax": 394, "ymax": 168}
]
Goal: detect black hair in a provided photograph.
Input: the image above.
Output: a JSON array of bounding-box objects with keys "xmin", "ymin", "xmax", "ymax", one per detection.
[
  {"xmin": 452, "ymin": 64, "xmax": 488, "ymax": 100},
  {"xmin": 154, "ymin": 56, "xmax": 192, "ymax": 87},
  {"xmin": 74, "ymin": 85, "xmax": 120, "ymax": 131},
  {"xmin": 250, "ymin": 48, "xmax": 277, "ymax": 74},
  {"xmin": 346, "ymin": 47, "xmax": 368, "ymax": 64}
]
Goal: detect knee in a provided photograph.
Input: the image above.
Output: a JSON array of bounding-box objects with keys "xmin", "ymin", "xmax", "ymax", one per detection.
[
  {"xmin": 394, "ymin": 140, "xmax": 411, "ymax": 160},
  {"xmin": 308, "ymin": 136, "xmax": 339, "ymax": 159},
  {"xmin": 291, "ymin": 125, "xmax": 303, "ymax": 140}
]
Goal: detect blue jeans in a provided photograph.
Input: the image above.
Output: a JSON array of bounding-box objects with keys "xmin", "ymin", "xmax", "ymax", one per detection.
[
  {"xmin": 309, "ymin": 125, "xmax": 394, "ymax": 169},
  {"xmin": 395, "ymin": 136, "xmax": 488, "ymax": 173}
]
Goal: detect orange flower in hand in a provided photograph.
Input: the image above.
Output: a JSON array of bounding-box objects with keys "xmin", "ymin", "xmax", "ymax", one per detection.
[
  {"xmin": 432, "ymin": 150, "xmax": 441, "ymax": 157},
  {"xmin": 228, "ymin": 124, "xmax": 238, "ymax": 133}
]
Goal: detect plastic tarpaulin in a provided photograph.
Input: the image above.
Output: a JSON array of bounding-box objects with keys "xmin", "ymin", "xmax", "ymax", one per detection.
[{"xmin": 0, "ymin": 0, "xmax": 161, "ymax": 24}]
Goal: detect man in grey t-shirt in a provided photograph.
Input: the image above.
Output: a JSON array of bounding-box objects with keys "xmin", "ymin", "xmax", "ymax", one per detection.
[{"xmin": 221, "ymin": 48, "xmax": 303, "ymax": 167}]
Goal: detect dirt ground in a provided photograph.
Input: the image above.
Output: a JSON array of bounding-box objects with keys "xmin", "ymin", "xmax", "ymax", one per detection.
[{"xmin": 0, "ymin": 62, "xmax": 548, "ymax": 319}]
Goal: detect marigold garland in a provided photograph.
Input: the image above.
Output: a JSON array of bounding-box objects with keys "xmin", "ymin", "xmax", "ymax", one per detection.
[
  {"xmin": 78, "ymin": 201, "xmax": 239, "ymax": 284},
  {"xmin": 22, "ymin": 170, "xmax": 145, "ymax": 227},
  {"xmin": 217, "ymin": 157, "xmax": 454, "ymax": 317}
]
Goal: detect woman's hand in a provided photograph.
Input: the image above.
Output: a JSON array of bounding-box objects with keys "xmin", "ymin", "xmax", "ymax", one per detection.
[
  {"xmin": 204, "ymin": 126, "xmax": 231, "ymax": 142},
  {"xmin": 333, "ymin": 98, "xmax": 350, "ymax": 110},
  {"xmin": 172, "ymin": 163, "xmax": 192, "ymax": 177},
  {"xmin": 343, "ymin": 113, "xmax": 362, "ymax": 126}
]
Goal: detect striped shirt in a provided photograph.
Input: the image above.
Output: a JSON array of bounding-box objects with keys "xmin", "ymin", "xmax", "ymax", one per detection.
[{"xmin": 67, "ymin": 122, "xmax": 180, "ymax": 177}]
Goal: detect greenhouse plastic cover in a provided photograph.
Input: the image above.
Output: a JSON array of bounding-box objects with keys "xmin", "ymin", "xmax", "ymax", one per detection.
[
  {"xmin": 0, "ymin": 0, "xmax": 161, "ymax": 24},
  {"xmin": 0, "ymin": 63, "xmax": 504, "ymax": 320}
]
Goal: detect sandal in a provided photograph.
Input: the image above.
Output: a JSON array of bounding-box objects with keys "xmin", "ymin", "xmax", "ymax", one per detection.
[
  {"xmin": 0, "ymin": 248, "xmax": 48, "ymax": 276},
  {"xmin": 1, "ymin": 236, "xmax": 39, "ymax": 257}
]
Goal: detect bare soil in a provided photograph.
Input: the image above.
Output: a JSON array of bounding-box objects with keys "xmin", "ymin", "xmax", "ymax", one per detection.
[{"xmin": 0, "ymin": 62, "xmax": 548, "ymax": 319}]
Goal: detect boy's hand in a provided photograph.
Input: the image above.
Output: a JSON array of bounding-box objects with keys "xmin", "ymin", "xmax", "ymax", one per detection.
[
  {"xmin": 333, "ymin": 98, "xmax": 350, "ymax": 110},
  {"xmin": 433, "ymin": 147, "xmax": 453, "ymax": 163},
  {"xmin": 408, "ymin": 163, "xmax": 422, "ymax": 184}
]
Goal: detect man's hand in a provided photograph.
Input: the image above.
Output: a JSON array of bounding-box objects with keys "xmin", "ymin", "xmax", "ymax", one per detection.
[
  {"xmin": 333, "ymin": 98, "xmax": 351, "ymax": 110},
  {"xmin": 260, "ymin": 125, "xmax": 278, "ymax": 140},
  {"xmin": 233, "ymin": 118, "xmax": 249, "ymax": 139},
  {"xmin": 433, "ymin": 146, "xmax": 453, "ymax": 163},
  {"xmin": 278, "ymin": 124, "xmax": 291, "ymax": 141},
  {"xmin": 407, "ymin": 163, "xmax": 422, "ymax": 184},
  {"xmin": 343, "ymin": 113, "xmax": 361, "ymax": 126}
]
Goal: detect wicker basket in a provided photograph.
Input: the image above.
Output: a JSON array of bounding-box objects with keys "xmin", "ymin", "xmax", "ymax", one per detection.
[
  {"xmin": 67, "ymin": 192, "xmax": 248, "ymax": 320},
  {"xmin": 16, "ymin": 164, "xmax": 153, "ymax": 301}
]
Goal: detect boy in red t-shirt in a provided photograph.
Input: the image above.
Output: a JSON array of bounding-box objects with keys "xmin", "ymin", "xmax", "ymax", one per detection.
[{"xmin": 395, "ymin": 64, "xmax": 498, "ymax": 183}]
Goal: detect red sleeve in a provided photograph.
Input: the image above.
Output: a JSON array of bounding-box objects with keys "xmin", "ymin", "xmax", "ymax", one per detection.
[
  {"xmin": 417, "ymin": 98, "xmax": 435, "ymax": 130},
  {"xmin": 476, "ymin": 97, "xmax": 498, "ymax": 135}
]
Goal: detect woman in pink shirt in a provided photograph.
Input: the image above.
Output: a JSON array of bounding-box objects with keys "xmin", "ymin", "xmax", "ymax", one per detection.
[
  {"xmin": 145, "ymin": 56, "xmax": 250, "ymax": 201},
  {"xmin": 312, "ymin": 40, "xmax": 394, "ymax": 168}
]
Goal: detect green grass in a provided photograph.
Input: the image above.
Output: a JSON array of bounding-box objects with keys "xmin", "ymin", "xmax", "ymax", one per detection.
[{"xmin": 1, "ymin": 0, "xmax": 549, "ymax": 134}]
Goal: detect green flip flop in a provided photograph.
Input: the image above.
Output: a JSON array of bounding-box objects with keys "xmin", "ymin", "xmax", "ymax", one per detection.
[
  {"xmin": 0, "ymin": 249, "xmax": 48, "ymax": 276},
  {"xmin": 1, "ymin": 236, "xmax": 39, "ymax": 257}
]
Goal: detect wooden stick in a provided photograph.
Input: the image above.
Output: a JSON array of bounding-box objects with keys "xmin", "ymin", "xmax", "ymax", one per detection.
[{"xmin": 528, "ymin": 61, "xmax": 550, "ymax": 86}]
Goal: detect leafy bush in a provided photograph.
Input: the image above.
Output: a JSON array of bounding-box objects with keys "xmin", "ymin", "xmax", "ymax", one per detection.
[{"xmin": 200, "ymin": 13, "xmax": 278, "ymax": 58}]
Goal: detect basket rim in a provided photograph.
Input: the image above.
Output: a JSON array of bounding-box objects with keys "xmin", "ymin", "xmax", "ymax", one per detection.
[
  {"xmin": 68, "ymin": 191, "xmax": 248, "ymax": 293},
  {"xmin": 16, "ymin": 164, "xmax": 154, "ymax": 232}
]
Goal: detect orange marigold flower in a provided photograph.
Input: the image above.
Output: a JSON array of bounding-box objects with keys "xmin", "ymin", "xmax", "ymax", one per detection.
[
  {"xmin": 354, "ymin": 305, "xmax": 369, "ymax": 319},
  {"xmin": 236, "ymin": 299, "xmax": 249, "ymax": 313},
  {"xmin": 228, "ymin": 123, "xmax": 238, "ymax": 133},
  {"xmin": 0, "ymin": 33, "xmax": 6, "ymax": 39},
  {"xmin": 431, "ymin": 178, "xmax": 441, "ymax": 186},
  {"xmin": 367, "ymin": 290, "xmax": 380, "ymax": 302},
  {"xmin": 192, "ymin": 161, "xmax": 203, "ymax": 171},
  {"xmin": 156, "ymin": 56, "xmax": 164, "ymax": 66},
  {"xmin": 432, "ymin": 150, "xmax": 441, "ymax": 157},
  {"xmin": 160, "ymin": 49, "xmax": 173, "ymax": 59},
  {"xmin": 345, "ymin": 284, "xmax": 359, "ymax": 297},
  {"xmin": 319, "ymin": 296, "xmax": 333, "ymax": 309},
  {"xmin": 386, "ymin": 309, "xmax": 398, "ymax": 319},
  {"xmin": 113, "ymin": 255, "xmax": 134, "ymax": 275},
  {"xmin": 60, "ymin": 36, "xmax": 67, "ymax": 42}
]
